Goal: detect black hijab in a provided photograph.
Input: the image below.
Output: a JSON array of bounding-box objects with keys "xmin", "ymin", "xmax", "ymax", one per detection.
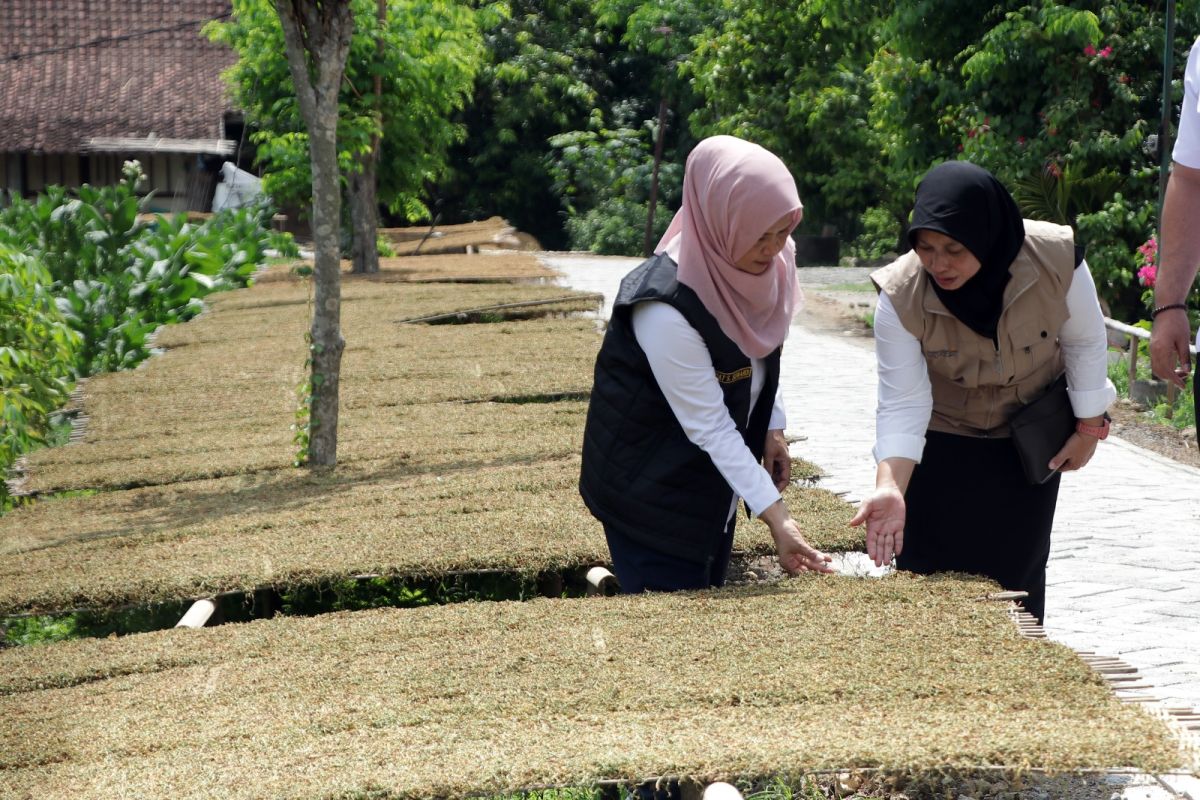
[{"xmin": 907, "ymin": 161, "xmax": 1025, "ymax": 340}]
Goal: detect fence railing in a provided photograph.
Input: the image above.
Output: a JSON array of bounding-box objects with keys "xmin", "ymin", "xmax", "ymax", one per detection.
[{"xmin": 1104, "ymin": 317, "xmax": 1196, "ymax": 414}]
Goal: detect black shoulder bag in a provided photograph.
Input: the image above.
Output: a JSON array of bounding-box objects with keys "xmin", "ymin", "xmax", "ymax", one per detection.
[{"xmin": 1009, "ymin": 373, "xmax": 1074, "ymax": 485}]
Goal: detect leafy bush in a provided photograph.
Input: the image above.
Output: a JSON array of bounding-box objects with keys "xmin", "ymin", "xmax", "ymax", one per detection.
[
  {"xmin": 0, "ymin": 162, "xmax": 281, "ymax": 506},
  {"xmin": 849, "ymin": 206, "xmax": 904, "ymax": 262},
  {"xmin": 0, "ymin": 162, "xmax": 276, "ymax": 377},
  {"xmin": 0, "ymin": 245, "xmax": 80, "ymax": 481},
  {"xmin": 548, "ymin": 120, "xmax": 682, "ymax": 255}
]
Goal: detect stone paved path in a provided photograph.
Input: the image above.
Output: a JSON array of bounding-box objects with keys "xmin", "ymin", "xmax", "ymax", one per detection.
[{"xmin": 545, "ymin": 253, "xmax": 1200, "ymax": 724}]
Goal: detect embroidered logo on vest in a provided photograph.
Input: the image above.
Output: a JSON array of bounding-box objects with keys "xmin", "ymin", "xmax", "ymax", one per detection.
[
  {"xmin": 714, "ymin": 367, "xmax": 753, "ymax": 384},
  {"xmin": 926, "ymin": 349, "xmax": 958, "ymax": 359}
]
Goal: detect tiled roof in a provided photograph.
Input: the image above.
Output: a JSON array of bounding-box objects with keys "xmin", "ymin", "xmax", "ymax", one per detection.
[{"xmin": 0, "ymin": 0, "xmax": 237, "ymax": 154}]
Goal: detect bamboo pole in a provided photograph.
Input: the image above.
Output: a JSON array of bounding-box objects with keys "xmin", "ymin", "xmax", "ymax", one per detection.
[
  {"xmin": 174, "ymin": 598, "xmax": 217, "ymax": 629},
  {"xmin": 585, "ymin": 566, "xmax": 618, "ymax": 596},
  {"xmin": 702, "ymin": 782, "xmax": 745, "ymax": 800}
]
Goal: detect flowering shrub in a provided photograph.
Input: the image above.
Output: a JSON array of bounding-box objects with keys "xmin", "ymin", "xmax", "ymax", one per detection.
[
  {"xmin": 1136, "ymin": 236, "xmax": 1157, "ymax": 287},
  {"xmin": 1136, "ymin": 234, "xmax": 1157, "ymax": 311}
]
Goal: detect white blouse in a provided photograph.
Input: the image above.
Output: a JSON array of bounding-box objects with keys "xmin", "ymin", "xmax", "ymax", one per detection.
[
  {"xmin": 630, "ymin": 300, "xmax": 786, "ymax": 519},
  {"xmin": 873, "ymin": 259, "xmax": 1118, "ymax": 463}
]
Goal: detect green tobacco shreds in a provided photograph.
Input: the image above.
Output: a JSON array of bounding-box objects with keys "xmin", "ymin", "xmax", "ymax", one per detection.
[{"xmin": 0, "ymin": 575, "xmax": 1184, "ymax": 798}]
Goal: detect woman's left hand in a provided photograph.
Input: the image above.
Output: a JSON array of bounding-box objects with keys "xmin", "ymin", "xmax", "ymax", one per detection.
[
  {"xmin": 763, "ymin": 428, "xmax": 791, "ymax": 492},
  {"xmin": 1049, "ymin": 432, "xmax": 1100, "ymax": 473}
]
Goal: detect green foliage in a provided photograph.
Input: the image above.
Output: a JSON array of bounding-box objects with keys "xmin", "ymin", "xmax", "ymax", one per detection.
[
  {"xmin": 268, "ymin": 228, "xmax": 301, "ymax": 258},
  {"xmin": 689, "ymin": 0, "xmax": 890, "ymax": 238},
  {"xmin": 1151, "ymin": 372, "xmax": 1196, "ymax": 430},
  {"xmin": 440, "ymin": 0, "xmax": 612, "ymax": 248},
  {"xmin": 1, "ymin": 594, "xmax": 263, "ymax": 646},
  {"xmin": 850, "ymin": 206, "xmax": 905, "ymax": 261},
  {"xmin": 1, "ymin": 163, "xmax": 275, "ymax": 376},
  {"xmin": 0, "ymin": 245, "xmax": 80, "ymax": 488},
  {"xmin": 3, "ymin": 614, "xmax": 79, "ymax": 646},
  {"xmin": 279, "ymin": 572, "xmax": 546, "ymax": 615},
  {"xmin": 0, "ymin": 164, "xmax": 278, "ymax": 500},
  {"xmin": 547, "ymin": 116, "xmax": 682, "ymax": 254},
  {"xmin": 376, "ymin": 233, "xmax": 395, "ymax": 258},
  {"xmin": 208, "ymin": 0, "xmax": 484, "ymax": 222}
]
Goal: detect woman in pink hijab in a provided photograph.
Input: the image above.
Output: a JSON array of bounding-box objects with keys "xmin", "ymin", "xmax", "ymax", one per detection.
[{"xmin": 580, "ymin": 135, "xmax": 833, "ymax": 592}]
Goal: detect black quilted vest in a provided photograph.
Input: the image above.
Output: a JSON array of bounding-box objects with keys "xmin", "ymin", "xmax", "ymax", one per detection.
[{"xmin": 579, "ymin": 253, "xmax": 782, "ymax": 563}]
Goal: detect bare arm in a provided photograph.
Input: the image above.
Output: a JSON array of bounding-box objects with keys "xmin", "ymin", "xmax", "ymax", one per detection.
[{"xmin": 1151, "ymin": 162, "xmax": 1200, "ymax": 387}]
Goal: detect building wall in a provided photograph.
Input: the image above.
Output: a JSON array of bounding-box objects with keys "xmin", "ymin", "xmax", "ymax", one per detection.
[{"xmin": 0, "ymin": 152, "xmax": 218, "ymax": 212}]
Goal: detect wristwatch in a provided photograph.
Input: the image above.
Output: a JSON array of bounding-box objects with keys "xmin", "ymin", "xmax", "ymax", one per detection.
[{"xmin": 1075, "ymin": 414, "xmax": 1111, "ymax": 440}]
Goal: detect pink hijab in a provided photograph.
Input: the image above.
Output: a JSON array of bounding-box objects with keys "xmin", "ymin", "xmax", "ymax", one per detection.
[{"xmin": 656, "ymin": 135, "xmax": 803, "ymax": 359}]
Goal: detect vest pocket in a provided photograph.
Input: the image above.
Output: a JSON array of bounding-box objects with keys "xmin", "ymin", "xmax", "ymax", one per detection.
[
  {"xmin": 930, "ymin": 373, "xmax": 971, "ymax": 411},
  {"xmin": 1010, "ymin": 327, "xmax": 1058, "ymax": 386}
]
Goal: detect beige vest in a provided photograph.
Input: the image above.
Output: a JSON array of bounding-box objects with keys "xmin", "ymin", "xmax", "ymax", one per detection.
[{"xmin": 871, "ymin": 219, "xmax": 1076, "ymax": 437}]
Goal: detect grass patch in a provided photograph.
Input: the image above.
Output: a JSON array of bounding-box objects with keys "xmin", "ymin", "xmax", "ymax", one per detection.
[{"xmin": 15, "ymin": 315, "xmax": 601, "ymax": 494}]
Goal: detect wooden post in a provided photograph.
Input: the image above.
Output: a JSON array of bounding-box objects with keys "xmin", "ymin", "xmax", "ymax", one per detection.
[{"xmin": 1128, "ymin": 334, "xmax": 1139, "ymax": 389}]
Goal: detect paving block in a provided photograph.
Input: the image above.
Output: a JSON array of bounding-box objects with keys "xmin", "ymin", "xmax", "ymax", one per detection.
[{"xmin": 1157, "ymin": 773, "xmax": 1200, "ymax": 800}]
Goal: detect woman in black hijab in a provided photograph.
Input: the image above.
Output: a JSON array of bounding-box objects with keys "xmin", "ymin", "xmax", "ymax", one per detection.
[{"xmin": 850, "ymin": 161, "xmax": 1116, "ymax": 623}]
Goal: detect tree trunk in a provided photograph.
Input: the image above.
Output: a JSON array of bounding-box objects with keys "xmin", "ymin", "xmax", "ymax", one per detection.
[
  {"xmin": 274, "ymin": 0, "xmax": 354, "ymax": 467},
  {"xmin": 348, "ymin": 0, "xmax": 385, "ymax": 276},
  {"xmin": 349, "ymin": 149, "xmax": 380, "ymax": 274}
]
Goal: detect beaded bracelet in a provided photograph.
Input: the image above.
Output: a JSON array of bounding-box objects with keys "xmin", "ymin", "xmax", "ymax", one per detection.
[{"xmin": 1151, "ymin": 303, "xmax": 1190, "ymax": 319}]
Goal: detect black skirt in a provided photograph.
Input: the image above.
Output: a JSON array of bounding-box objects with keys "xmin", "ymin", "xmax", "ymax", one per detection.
[{"xmin": 897, "ymin": 430, "xmax": 1061, "ymax": 623}]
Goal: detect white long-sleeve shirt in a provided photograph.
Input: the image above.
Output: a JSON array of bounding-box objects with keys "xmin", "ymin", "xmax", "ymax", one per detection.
[
  {"xmin": 873, "ymin": 259, "xmax": 1118, "ymax": 463},
  {"xmin": 630, "ymin": 300, "xmax": 785, "ymax": 518}
]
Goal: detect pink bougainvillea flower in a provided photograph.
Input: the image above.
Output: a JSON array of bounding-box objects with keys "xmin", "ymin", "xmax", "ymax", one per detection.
[
  {"xmin": 1084, "ymin": 44, "xmax": 1097, "ymax": 56},
  {"xmin": 1138, "ymin": 236, "xmax": 1158, "ymax": 263},
  {"xmin": 1099, "ymin": 46, "xmax": 1113, "ymax": 58},
  {"xmin": 1138, "ymin": 264, "xmax": 1157, "ymax": 288}
]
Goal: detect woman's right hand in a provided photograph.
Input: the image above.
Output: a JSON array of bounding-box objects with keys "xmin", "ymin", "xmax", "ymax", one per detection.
[
  {"xmin": 849, "ymin": 487, "xmax": 906, "ymax": 567},
  {"xmin": 759, "ymin": 500, "xmax": 834, "ymax": 575}
]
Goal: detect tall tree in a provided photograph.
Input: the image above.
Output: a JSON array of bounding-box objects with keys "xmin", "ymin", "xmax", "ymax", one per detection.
[
  {"xmin": 688, "ymin": 0, "xmax": 893, "ymax": 240},
  {"xmin": 211, "ymin": 0, "xmax": 483, "ymax": 274},
  {"xmin": 440, "ymin": 0, "xmax": 608, "ymax": 249},
  {"xmin": 274, "ymin": 0, "xmax": 354, "ymax": 466}
]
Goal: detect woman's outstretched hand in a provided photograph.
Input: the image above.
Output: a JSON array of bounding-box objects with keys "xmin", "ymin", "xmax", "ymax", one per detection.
[
  {"xmin": 760, "ymin": 500, "xmax": 834, "ymax": 575},
  {"xmin": 849, "ymin": 487, "xmax": 906, "ymax": 567}
]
